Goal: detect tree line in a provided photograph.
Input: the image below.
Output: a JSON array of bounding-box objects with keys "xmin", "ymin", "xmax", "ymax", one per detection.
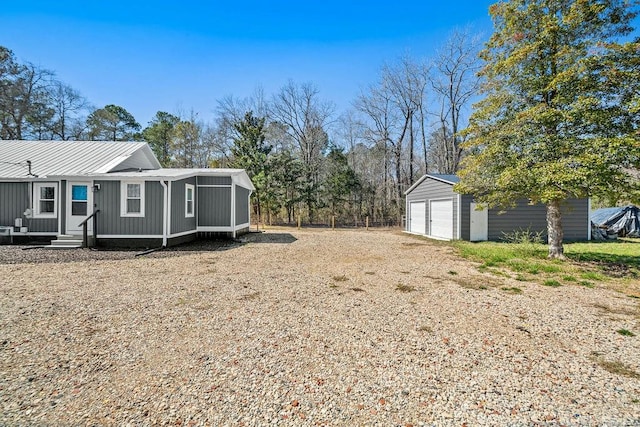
[
  {"xmin": 2, "ymin": 0, "xmax": 639, "ymax": 258},
  {"xmin": 0, "ymin": 30, "xmax": 481, "ymax": 226}
]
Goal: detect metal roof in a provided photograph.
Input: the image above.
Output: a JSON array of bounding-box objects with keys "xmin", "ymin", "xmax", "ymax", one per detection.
[
  {"xmin": 0, "ymin": 140, "xmax": 160, "ymax": 179},
  {"xmin": 428, "ymin": 174, "xmax": 460, "ymax": 184},
  {"xmin": 94, "ymin": 168, "xmax": 256, "ymax": 190},
  {"xmin": 404, "ymin": 173, "xmax": 460, "ymax": 195}
]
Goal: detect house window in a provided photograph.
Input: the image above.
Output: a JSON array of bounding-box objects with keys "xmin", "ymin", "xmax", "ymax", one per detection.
[
  {"xmin": 121, "ymin": 182, "xmax": 145, "ymax": 217},
  {"xmin": 185, "ymin": 184, "xmax": 194, "ymax": 217},
  {"xmin": 33, "ymin": 182, "xmax": 57, "ymax": 218},
  {"xmin": 71, "ymin": 185, "xmax": 88, "ymax": 216}
]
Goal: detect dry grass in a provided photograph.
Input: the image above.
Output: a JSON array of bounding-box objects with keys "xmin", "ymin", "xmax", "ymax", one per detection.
[{"xmin": 597, "ymin": 360, "xmax": 640, "ymax": 379}]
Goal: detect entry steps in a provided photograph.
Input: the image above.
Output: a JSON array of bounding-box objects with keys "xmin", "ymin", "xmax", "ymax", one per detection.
[{"xmin": 46, "ymin": 234, "xmax": 83, "ymax": 249}]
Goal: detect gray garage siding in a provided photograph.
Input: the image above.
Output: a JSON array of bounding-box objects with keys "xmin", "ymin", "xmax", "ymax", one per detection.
[
  {"xmin": 171, "ymin": 177, "xmax": 197, "ymax": 234},
  {"xmin": 94, "ymin": 180, "xmax": 163, "ymax": 235},
  {"xmin": 235, "ymin": 185, "xmax": 251, "ymax": 226},
  {"xmin": 198, "ymin": 187, "xmax": 231, "ymax": 227},
  {"xmin": 0, "ymin": 182, "xmax": 58, "ymax": 233},
  {"xmin": 406, "ymin": 178, "xmax": 459, "ymax": 238},
  {"xmin": 488, "ymin": 199, "xmax": 588, "ymax": 241},
  {"xmin": 459, "ymin": 194, "xmax": 474, "ymax": 240},
  {"xmin": 198, "ymin": 176, "xmax": 232, "ymax": 186}
]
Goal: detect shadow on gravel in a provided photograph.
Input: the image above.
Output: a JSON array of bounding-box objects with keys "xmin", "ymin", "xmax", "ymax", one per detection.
[
  {"xmin": 0, "ymin": 239, "xmax": 238, "ymax": 265},
  {"xmin": 242, "ymin": 232, "xmax": 297, "ymax": 244},
  {"xmin": 0, "ymin": 232, "xmax": 297, "ymax": 265}
]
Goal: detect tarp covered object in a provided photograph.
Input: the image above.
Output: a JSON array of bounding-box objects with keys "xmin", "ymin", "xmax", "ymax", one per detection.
[{"xmin": 591, "ymin": 205, "xmax": 640, "ymax": 239}]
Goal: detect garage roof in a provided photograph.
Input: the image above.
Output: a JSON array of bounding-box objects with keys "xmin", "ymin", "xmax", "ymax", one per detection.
[{"xmin": 405, "ymin": 173, "xmax": 459, "ymax": 195}]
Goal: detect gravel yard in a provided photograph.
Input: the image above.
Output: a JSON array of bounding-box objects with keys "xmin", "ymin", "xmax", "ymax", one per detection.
[{"xmin": 1, "ymin": 228, "xmax": 639, "ymax": 426}]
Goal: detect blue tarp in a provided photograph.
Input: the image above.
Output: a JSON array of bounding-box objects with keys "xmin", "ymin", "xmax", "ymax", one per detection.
[{"xmin": 591, "ymin": 205, "xmax": 640, "ymax": 239}]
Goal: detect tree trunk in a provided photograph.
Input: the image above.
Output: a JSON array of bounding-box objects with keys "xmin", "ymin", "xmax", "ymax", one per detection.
[{"xmin": 546, "ymin": 199, "xmax": 565, "ymax": 259}]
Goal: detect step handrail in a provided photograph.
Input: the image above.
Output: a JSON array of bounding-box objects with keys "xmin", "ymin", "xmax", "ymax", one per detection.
[{"xmin": 79, "ymin": 209, "xmax": 100, "ymax": 248}]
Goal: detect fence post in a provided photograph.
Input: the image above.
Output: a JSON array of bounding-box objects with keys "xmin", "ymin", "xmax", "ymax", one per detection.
[
  {"xmin": 366, "ymin": 216, "xmax": 369, "ymax": 230},
  {"xmin": 332, "ymin": 216, "xmax": 335, "ymax": 230},
  {"xmin": 297, "ymin": 216, "xmax": 301, "ymax": 229}
]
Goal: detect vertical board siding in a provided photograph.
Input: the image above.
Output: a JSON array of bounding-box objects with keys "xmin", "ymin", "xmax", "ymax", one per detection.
[
  {"xmin": 459, "ymin": 194, "xmax": 474, "ymax": 241},
  {"xmin": 28, "ymin": 218, "xmax": 58, "ymax": 232},
  {"xmin": 405, "ymin": 178, "xmax": 458, "ymax": 238},
  {"xmin": 561, "ymin": 198, "xmax": 589, "ymax": 240},
  {"xmin": 0, "ymin": 182, "xmax": 58, "ymax": 233},
  {"xmin": 94, "ymin": 180, "xmax": 163, "ymax": 235},
  {"xmin": 235, "ymin": 186, "xmax": 250, "ymax": 225},
  {"xmin": 198, "ymin": 176, "xmax": 232, "ymax": 186},
  {"xmin": 171, "ymin": 177, "xmax": 197, "ymax": 233},
  {"xmin": 407, "ymin": 175, "xmax": 589, "ymax": 241},
  {"xmin": 488, "ymin": 198, "xmax": 588, "ymax": 241},
  {"xmin": 0, "ymin": 182, "xmax": 29, "ymax": 226},
  {"xmin": 60, "ymin": 180, "xmax": 66, "ymax": 233},
  {"xmin": 198, "ymin": 187, "xmax": 231, "ymax": 226}
]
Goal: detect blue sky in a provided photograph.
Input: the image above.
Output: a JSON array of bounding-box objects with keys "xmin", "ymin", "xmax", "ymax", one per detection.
[{"xmin": 1, "ymin": 1, "xmax": 495, "ymax": 127}]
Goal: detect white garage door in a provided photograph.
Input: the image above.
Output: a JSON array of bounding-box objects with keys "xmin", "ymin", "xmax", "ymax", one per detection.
[
  {"xmin": 430, "ymin": 199, "xmax": 454, "ymax": 240},
  {"xmin": 409, "ymin": 202, "xmax": 426, "ymax": 234}
]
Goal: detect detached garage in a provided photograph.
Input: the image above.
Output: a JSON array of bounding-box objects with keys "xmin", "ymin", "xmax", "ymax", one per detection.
[{"xmin": 405, "ymin": 174, "xmax": 590, "ymax": 242}]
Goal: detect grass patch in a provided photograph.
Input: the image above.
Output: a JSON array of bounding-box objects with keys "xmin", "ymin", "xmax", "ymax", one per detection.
[
  {"xmin": 350, "ymin": 287, "xmax": 365, "ymax": 292},
  {"xmin": 581, "ymin": 271, "xmax": 606, "ymax": 281},
  {"xmin": 417, "ymin": 325, "xmax": 433, "ymax": 333},
  {"xmin": 593, "ymin": 303, "xmax": 637, "ymax": 317},
  {"xmin": 448, "ymin": 270, "xmax": 458, "ymax": 275},
  {"xmin": 597, "ymin": 359, "xmax": 640, "ymax": 379},
  {"xmin": 542, "ymin": 279, "xmax": 562, "ymax": 287},
  {"xmin": 515, "ymin": 274, "xmax": 527, "ymax": 282},
  {"xmin": 453, "ymin": 239, "xmax": 640, "ymax": 291},
  {"xmin": 396, "ymin": 284, "xmax": 416, "ymax": 293},
  {"xmin": 617, "ymin": 329, "xmax": 636, "ymax": 337},
  {"xmin": 332, "ymin": 275, "xmax": 348, "ymax": 282},
  {"xmin": 501, "ymin": 287, "xmax": 523, "ymax": 294}
]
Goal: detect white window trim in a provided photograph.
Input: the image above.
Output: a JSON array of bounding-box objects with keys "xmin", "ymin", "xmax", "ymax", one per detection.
[
  {"xmin": 33, "ymin": 182, "xmax": 58, "ymax": 218},
  {"xmin": 185, "ymin": 183, "xmax": 195, "ymax": 218},
  {"xmin": 120, "ymin": 181, "xmax": 145, "ymax": 217}
]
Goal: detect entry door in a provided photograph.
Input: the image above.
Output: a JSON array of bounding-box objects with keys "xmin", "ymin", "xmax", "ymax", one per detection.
[
  {"xmin": 66, "ymin": 182, "xmax": 92, "ymax": 234},
  {"xmin": 470, "ymin": 202, "xmax": 488, "ymax": 241}
]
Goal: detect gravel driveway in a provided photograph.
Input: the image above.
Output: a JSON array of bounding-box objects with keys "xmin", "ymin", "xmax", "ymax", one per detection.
[{"xmin": 1, "ymin": 228, "xmax": 639, "ymax": 425}]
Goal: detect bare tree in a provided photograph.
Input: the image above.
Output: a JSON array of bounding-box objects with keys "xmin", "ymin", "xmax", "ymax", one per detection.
[
  {"xmin": 214, "ymin": 86, "xmax": 271, "ymax": 162},
  {"xmin": 355, "ymin": 82, "xmax": 395, "ymax": 222},
  {"xmin": 429, "ymin": 29, "xmax": 481, "ymax": 174},
  {"xmin": 171, "ymin": 111, "xmax": 204, "ymax": 167},
  {"xmin": 0, "ymin": 47, "xmax": 55, "ymax": 140},
  {"xmin": 270, "ymin": 80, "xmax": 334, "ymax": 222},
  {"xmin": 48, "ymin": 81, "xmax": 91, "ymax": 140},
  {"xmin": 356, "ymin": 56, "xmax": 428, "ymax": 222}
]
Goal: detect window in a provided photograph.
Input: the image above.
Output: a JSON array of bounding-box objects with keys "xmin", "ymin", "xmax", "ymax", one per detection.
[
  {"xmin": 71, "ymin": 185, "xmax": 88, "ymax": 216},
  {"xmin": 121, "ymin": 182, "xmax": 145, "ymax": 217},
  {"xmin": 34, "ymin": 182, "xmax": 57, "ymax": 218},
  {"xmin": 185, "ymin": 184, "xmax": 194, "ymax": 217}
]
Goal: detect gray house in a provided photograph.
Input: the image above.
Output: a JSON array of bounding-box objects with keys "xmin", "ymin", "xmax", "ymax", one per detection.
[
  {"xmin": 0, "ymin": 140, "xmax": 254, "ymax": 247},
  {"xmin": 404, "ymin": 174, "xmax": 590, "ymax": 241}
]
